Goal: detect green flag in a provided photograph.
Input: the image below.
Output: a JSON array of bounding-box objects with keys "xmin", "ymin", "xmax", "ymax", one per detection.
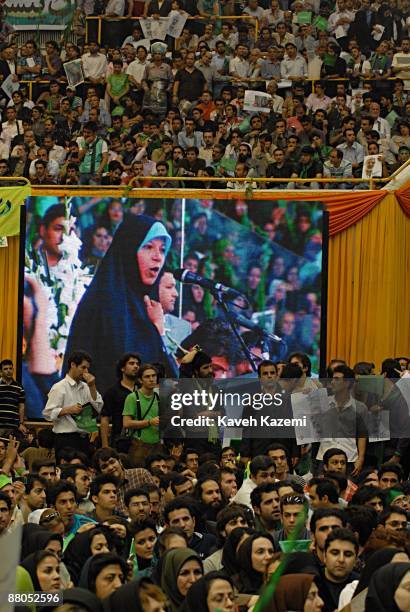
[
  {"xmin": 0, "ymin": 185, "xmax": 30, "ymax": 237},
  {"xmin": 314, "ymin": 15, "xmax": 328, "ymax": 31}
]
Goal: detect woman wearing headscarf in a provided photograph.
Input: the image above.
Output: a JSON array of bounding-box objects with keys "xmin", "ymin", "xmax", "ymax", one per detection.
[
  {"xmin": 20, "ymin": 551, "xmax": 61, "ymax": 593},
  {"xmin": 161, "ymin": 548, "xmax": 204, "ymax": 612},
  {"xmin": 365, "ymin": 562, "xmax": 410, "ymax": 612},
  {"xmin": 20, "ymin": 526, "xmax": 71, "ymax": 589},
  {"xmin": 264, "ymin": 573, "xmax": 324, "ymax": 612},
  {"xmin": 182, "ymin": 571, "xmax": 237, "ymax": 612},
  {"xmin": 63, "ymin": 214, "xmax": 177, "ymax": 391},
  {"xmin": 354, "ymin": 547, "xmax": 409, "ymax": 597},
  {"xmin": 64, "ymin": 526, "xmax": 114, "ymax": 585},
  {"xmin": 78, "ymin": 552, "xmax": 128, "ymax": 600},
  {"xmin": 57, "ymin": 588, "xmax": 103, "ymax": 612},
  {"xmin": 103, "ymin": 577, "xmax": 166, "ymax": 612},
  {"xmin": 221, "ymin": 527, "xmax": 255, "ymax": 577},
  {"xmin": 231, "ymin": 533, "xmax": 275, "ymax": 594}
]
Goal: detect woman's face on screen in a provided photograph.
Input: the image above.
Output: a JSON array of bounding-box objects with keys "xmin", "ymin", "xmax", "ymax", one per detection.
[{"xmin": 137, "ymin": 238, "xmax": 166, "ymax": 285}]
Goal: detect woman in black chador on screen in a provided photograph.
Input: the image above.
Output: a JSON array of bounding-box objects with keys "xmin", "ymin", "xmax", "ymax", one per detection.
[{"xmin": 63, "ymin": 214, "xmax": 177, "ymax": 391}]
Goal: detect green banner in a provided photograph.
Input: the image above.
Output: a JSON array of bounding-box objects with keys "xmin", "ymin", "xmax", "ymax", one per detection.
[
  {"xmin": 0, "ymin": 185, "xmax": 30, "ymax": 237},
  {"xmin": 5, "ymin": 0, "xmax": 75, "ymax": 28}
]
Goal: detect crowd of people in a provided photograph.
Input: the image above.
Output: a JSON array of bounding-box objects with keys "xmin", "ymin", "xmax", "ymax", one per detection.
[
  {"xmin": 1, "ymin": 0, "xmax": 410, "ymax": 187},
  {"xmin": 0, "ymin": 350, "xmax": 410, "ymax": 611}
]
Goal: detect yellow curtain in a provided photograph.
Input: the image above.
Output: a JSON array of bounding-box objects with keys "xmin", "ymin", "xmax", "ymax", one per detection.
[
  {"xmin": 327, "ymin": 193, "xmax": 410, "ymax": 366},
  {"xmin": 0, "ymin": 235, "xmax": 20, "ymax": 365},
  {"xmin": 1, "ymin": 194, "xmax": 409, "ymax": 371}
]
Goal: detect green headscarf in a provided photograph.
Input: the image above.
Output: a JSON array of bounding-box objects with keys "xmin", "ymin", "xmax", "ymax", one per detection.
[{"xmin": 160, "ymin": 548, "xmax": 203, "ymax": 611}]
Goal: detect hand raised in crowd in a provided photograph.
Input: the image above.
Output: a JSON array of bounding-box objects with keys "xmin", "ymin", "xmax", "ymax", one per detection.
[{"xmin": 83, "ymin": 372, "xmax": 96, "ymax": 387}]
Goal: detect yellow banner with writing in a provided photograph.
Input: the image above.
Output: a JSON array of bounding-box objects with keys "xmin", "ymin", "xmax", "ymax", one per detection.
[{"xmin": 0, "ymin": 185, "xmax": 30, "ymax": 237}]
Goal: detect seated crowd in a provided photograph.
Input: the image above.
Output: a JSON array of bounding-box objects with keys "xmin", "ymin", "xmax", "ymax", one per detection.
[
  {"xmin": 0, "ymin": 0, "xmax": 410, "ymax": 187},
  {"xmin": 0, "ymin": 351, "xmax": 409, "ymax": 611}
]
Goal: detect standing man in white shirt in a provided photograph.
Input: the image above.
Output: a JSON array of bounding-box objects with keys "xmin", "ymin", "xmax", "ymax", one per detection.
[
  {"xmin": 81, "ymin": 42, "xmax": 108, "ymax": 96},
  {"xmin": 280, "ymin": 42, "xmax": 307, "ymax": 81},
  {"xmin": 43, "ymin": 351, "xmax": 103, "ymax": 459}
]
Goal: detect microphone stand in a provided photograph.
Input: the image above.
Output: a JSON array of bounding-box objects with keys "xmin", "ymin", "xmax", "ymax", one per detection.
[{"xmin": 214, "ymin": 288, "xmax": 258, "ymax": 373}]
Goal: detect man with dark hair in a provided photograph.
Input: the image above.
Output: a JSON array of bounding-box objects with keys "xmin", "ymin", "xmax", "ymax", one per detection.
[
  {"xmin": 204, "ymin": 504, "xmax": 250, "ymax": 572},
  {"xmin": 378, "ymin": 463, "xmax": 403, "ymax": 489},
  {"xmin": 43, "ymin": 350, "xmax": 103, "ymax": 458},
  {"xmin": 124, "ymin": 487, "xmax": 151, "ymax": 523},
  {"xmin": 123, "ymin": 364, "xmax": 162, "ymax": 467},
  {"xmin": 275, "ymin": 494, "xmax": 309, "ymax": 545},
  {"xmin": 0, "ymin": 359, "xmax": 26, "ymax": 432},
  {"xmin": 20, "ymin": 474, "xmax": 47, "ymax": 523},
  {"xmin": 36, "ymin": 204, "xmax": 66, "ymax": 269},
  {"xmin": 378, "ymin": 506, "xmax": 408, "ymax": 533},
  {"xmin": 77, "ymin": 121, "xmax": 109, "ymax": 185},
  {"xmin": 350, "ymin": 485, "xmax": 386, "ymax": 514},
  {"xmin": 93, "ymin": 447, "xmax": 155, "ymax": 514},
  {"xmin": 164, "ymin": 497, "xmax": 217, "ymax": 558},
  {"xmin": 310, "ymin": 508, "xmax": 346, "ymax": 565},
  {"xmin": 250, "ymin": 482, "xmax": 282, "ymax": 535},
  {"xmin": 343, "ymin": 505, "xmax": 378, "ymax": 550},
  {"xmin": 170, "ymin": 474, "xmax": 194, "ymax": 497},
  {"xmin": 47, "ymin": 481, "xmax": 96, "ymax": 543},
  {"xmin": 308, "ymin": 479, "xmax": 340, "ymax": 510},
  {"xmin": 318, "ymin": 528, "xmax": 359, "ymax": 611},
  {"xmin": 100, "ymin": 353, "xmax": 141, "ymax": 448},
  {"xmin": 62, "ymin": 463, "xmax": 93, "ymax": 514},
  {"xmin": 219, "ymin": 467, "xmax": 238, "ymax": 502},
  {"xmin": 32, "ymin": 459, "xmax": 57, "ymax": 483},
  {"xmin": 194, "ymin": 476, "xmax": 224, "ymax": 522},
  {"xmin": 232, "ymin": 455, "xmax": 275, "ymax": 507},
  {"xmin": 89, "ymin": 474, "xmax": 121, "ymax": 522},
  {"xmin": 316, "ymin": 365, "xmax": 367, "ymax": 478},
  {"xmin": 0, "ymin": 492, "xmax": 11, "ymax": 535}
]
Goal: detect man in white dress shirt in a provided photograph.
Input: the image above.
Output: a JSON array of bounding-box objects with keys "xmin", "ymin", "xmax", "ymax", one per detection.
[{"xmin": 43, "ymin": 351, "xmax": 103, "ymax": 459}]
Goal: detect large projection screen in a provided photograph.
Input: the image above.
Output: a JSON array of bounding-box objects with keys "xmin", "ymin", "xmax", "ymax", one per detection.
[{"xmin": 22, "ymin": 196, "xmax": 326, "ymax": 419}]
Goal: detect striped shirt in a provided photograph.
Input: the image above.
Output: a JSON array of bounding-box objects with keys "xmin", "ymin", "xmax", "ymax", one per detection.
[{"xmin": 0, "ymin": 379, "xmax": 25, "ymax": 429}]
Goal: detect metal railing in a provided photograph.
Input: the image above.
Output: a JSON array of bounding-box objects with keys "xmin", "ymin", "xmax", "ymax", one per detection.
[
  {"xmin": 85, "ymin": 14, "xmax": 259, "ymax": 47},
  {"xmin": 17, "ymin": 74, "xmax": 398, "ymax": 101},
  {"xmin": 3, "ymin": 155, "xmax": 409, "ymax": 193}
]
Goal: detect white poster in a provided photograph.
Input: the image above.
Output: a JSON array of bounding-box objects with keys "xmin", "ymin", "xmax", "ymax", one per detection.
[
  {"xmin": 362, "ymin": 154, "xmax": 382, "ymax": 178},
  {"xmin": 291, "ymin": 387, "xmax": 329, "ymax": 445},
  {"xmin": 243, "ymin": 90, "xmax": 272, "ymax": 113},
  {"xmin": 368, "ymin": 409, "xmax": 390, "ymax": 442},
  {"xmin": 397, "ymin": 373, "xmax": 410, "ymax": 415},
  {"xmin": 64, "ymin": 59, "xmax": 85, "ymax": 88},
  {"xmin": 1, "ymin": 74, "xmax": 20, "ymax": 99},
  {"xmin": 140, "ymin": 17, "xmax": 169, "ymax": 41},
  {"xmin": 167, "ymin": 10, "xmax": 187, "ymax": 38}
]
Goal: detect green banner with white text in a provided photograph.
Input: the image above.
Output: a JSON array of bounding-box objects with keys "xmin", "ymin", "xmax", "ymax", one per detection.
[{"xmin": 5, "ymin": 0, "xmax": 75, "ymax": 28}]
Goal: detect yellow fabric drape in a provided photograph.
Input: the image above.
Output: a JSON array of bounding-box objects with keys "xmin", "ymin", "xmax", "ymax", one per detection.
[
  {"xmin": 1, "ymin": 194, "xmax": 409, "ymax": 370},
  {"xmin": 327, "ymin": 193, "xmax": 410, "ymax": 366},
  {"xmin": 0, "ymin": 235, "xmax": 20, "ymax": 365}
]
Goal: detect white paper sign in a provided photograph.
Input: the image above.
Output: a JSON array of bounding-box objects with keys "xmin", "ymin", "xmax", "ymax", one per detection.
[
  {"xmin": 372, "ymin": 25, "xmax": 385, "ymax": 41},
  {"xmin": 26, "ymin": 56, "xmax": 36, "ymax": 68},
  {"xmin": 362, "ymin": 154, "xmax": 382, "ymax": 178},
  {"xmin": 291, "ymin": 387, "xmax": 329, "ymax": 445},
  {"xmin": 1, "ymin": 74, "xmax": 20, "ymax": 99},
  {"xmin": 335, "ymin": 25, "xmax": 346, "ymax": 39},
  {"xmin": 64, "ymin": 59, "xmax": 85, "ymax": 88},
  {"xmin": 243, "ymin": 89, "xmax": 272, "ymax": 113},
  {"xmin": 368, "ymin": 409, "xmax": 390, "ymax": 442},
  {"xmin": 167, "ymin": 10, "xmax": 187, "ymax": 38},
  {"xmin": 140, "ymin": 17, "xmax": 169, "ymax": 41},
  {"xmin": 397, "ymin": 373, "xmax": 410, "ymax": 414}
]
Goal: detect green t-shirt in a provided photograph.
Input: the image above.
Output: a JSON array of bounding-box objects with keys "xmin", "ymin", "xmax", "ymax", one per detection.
[
  {"xmin": 123, "ymin": 390, "xmax": 160, "ymax": 443},
  {"xmin": 108, "ymin": 73, "xmax": 129, "ymax": 98}
]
